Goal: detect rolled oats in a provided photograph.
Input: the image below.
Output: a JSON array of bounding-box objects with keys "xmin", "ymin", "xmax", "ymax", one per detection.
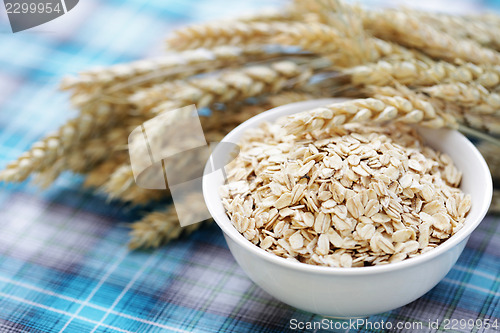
[{"xmin": 220, "ymin": 120, "xmax": 471, "ymax": 267}]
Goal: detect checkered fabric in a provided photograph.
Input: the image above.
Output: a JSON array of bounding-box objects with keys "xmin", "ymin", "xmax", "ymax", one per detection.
[{"xmin": 0, "ymin": 0, "xmax": 498, "ymax": 332}]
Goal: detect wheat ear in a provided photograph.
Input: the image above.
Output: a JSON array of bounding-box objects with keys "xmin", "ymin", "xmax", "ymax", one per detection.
[
  {"xmin": 428, "ymin": 97, "xmax": 500, "ymax": 136},
  {"xmin": 166, "ymin": 21, "xmax": 412, "ymax": 66},
  {"xmin": 284, "ymin": 89, "xmax": 456, "ymax": 135},
  {"xmin": 422, "ymin": 82, "xmax": 500, "ymax": 116},
  {"xmin": 0, "ymin": 113, "xmax": 101, "ymax": 182},
  {"xmin": 83, "ymin": 154, "xmax": 128, "ymax": 189},
  {"xmin": 128, "ymin": 205, "xmax": 210, "ymax": 249},
  {"xmin": 365, "ymin": 10, "xmax": 500, "ymax": 65},
  {"xmin": 62, "ymin": 46, "xmax": 283, "ymax": 100},
  {"xmin": 348, "ymin": 59, "xmax": 500, "ymax": 89},
  {"xmin": 412, "ymin": 10, "xmax": 500, "ymax": 51},
  {"xmin": 132, "ymin": 61, "xmax": 313, "ymax": 114},
  {"xmin": 4, "ymin": 113, "xmax": 145, "ymax": 186},
  {"xmin": 99, "ymin": 164, "xmax": 167, "ymax": 204}
]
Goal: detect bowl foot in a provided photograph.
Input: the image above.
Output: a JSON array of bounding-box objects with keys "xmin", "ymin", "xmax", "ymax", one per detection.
[{"xmin": 322, "ymin": 315, "xmax": 368, "ymax": 320}]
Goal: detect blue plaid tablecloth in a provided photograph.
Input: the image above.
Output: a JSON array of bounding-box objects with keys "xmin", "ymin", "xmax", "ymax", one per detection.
[{"xmin": 0, "ymin": 0, "xmax": 498, "ymax": 332}]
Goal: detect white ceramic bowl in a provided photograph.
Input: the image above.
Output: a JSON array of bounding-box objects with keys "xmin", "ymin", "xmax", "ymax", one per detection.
[{"xmin": 202, "ymin": 99, "xmax": 493, "ymax": 318}]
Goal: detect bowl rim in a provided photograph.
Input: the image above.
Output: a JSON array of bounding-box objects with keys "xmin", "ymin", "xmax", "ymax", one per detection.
[{"xmin": 203, "ymin": 99, "xmax": 493, "ymax": 275}]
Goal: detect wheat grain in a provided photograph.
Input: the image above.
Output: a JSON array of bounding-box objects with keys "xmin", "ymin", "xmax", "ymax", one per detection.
[
  {"xmin": 0, "ymin": 117, "xmax": 92, "ymax": 182},
  {"xmin": 164, "ymin": 7, "xmax": 296, "ymax": 50},
  {"xmin": 99, "ymin": 164, "xmax": 167, "ymax": 204},
  {"xmin": 5, "ymin": 50, "xmax": 290, "ymax": 184},
  {"xmin": 57, "ymin": 48, "xmax": 276, "ymax": 156},
  {"xmin": 468, "ymin": 13, "xmax": 500, "ymax": 28},
  {"xmin": 369, "ymin": 85, "xmax": 459, "ymax": 126}
]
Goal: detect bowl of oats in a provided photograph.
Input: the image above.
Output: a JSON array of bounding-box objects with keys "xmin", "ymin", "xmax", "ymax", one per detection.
[{"xmin": 202, "ymin": 98, "xmax": 492, "ymax": 318}]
